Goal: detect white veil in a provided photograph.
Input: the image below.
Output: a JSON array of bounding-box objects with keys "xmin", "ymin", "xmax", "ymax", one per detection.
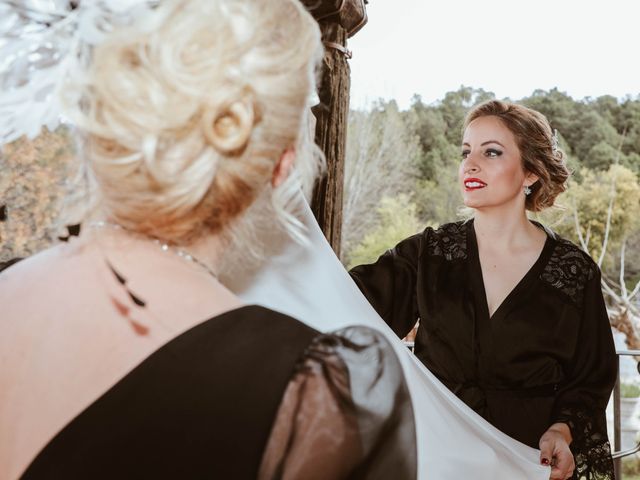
[{"xmin": 226, "ymin": 192, "xmax": 550, "ymax": 479}]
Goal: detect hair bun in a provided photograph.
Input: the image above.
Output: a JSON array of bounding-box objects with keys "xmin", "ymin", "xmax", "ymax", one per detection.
[
  {"xmin": 65, "ymin": 0, "xmax": 323, "ymax": 245},
  {"xmin": 201, "ymin": 99, "xmax": 254, "ymax": 155}
]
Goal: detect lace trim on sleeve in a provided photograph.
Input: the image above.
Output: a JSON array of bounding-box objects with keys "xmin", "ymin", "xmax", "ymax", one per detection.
[{"xmin": 555, "ymin": 407, "xmax": 615, "ymax": 480}]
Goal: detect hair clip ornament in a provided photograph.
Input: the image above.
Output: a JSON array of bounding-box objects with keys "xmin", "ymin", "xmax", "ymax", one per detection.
[{"xmin": 551, "ymin": 129, "xmax": 559, "ymax": 155}]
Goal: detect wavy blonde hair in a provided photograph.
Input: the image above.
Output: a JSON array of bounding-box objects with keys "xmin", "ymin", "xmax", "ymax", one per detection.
[{"xmin": 62, "ymin": 0, "xmax": 324, "ymax": 245}]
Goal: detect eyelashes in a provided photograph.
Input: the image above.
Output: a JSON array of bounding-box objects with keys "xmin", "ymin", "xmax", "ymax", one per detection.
[{"xmin": 461, "ymin": 148, "xmax": 503, "ymax": 159}]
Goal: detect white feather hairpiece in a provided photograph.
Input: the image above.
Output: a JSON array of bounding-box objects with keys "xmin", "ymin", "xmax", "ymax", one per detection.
[{"xmin": 0, "ymin": 0, "xmax": 159, "ymax": 145}]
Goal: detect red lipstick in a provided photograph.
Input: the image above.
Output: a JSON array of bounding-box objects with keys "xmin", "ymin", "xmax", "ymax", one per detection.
[{"xmin": 464, "ymin": 178, "xmax": 487, "ymax": 191}]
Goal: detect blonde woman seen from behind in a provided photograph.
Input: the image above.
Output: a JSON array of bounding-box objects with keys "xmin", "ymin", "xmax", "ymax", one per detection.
[{"xmin": 0, "ymin": 1, "xmax": 417, "ymax": 479}]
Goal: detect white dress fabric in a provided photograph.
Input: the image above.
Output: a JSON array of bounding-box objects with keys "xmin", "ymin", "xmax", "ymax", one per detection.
[{"xmin": 227, "ymin": 193, "xmax": 550, "ymax": 480}]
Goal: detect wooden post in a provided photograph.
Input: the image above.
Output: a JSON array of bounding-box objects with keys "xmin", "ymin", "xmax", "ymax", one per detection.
[{"xmin": 311, "ymin": 21, "xmax": 350, "ymax": 258}]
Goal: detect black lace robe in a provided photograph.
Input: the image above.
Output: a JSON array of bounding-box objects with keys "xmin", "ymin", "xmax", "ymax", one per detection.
[{"xmin": 350, "ymin": 219, "xmax": 617, "ymax": 480}]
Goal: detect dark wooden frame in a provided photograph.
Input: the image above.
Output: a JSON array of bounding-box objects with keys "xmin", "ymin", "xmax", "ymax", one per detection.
[{"xmin": 304, "ymin": 0, "xmax": 369, "ymax": 257}]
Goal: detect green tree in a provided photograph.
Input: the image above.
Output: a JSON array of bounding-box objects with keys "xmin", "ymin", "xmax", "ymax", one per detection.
[
  {"xmin": 542, "ymin": 165, "xmax": 640, "ymax": 267},
  {"xmin": 584, "ymin": 141, "xmax": 621, "ymax": 171},
  {"xmin": 347, "ymin": 195, "xmax": 423, "ymax": 269},
  {"xmin": 404, "ymin": 101, "xmax": 448, "ymax": 179},
  {"xmin": 522, "ymin": 88, "xmax": 579, "ymax": 157},
  {"xmin": 618, "ymin": 98, "xmax": 640, "ymax": 165},
  {"xmin": 414, "ymin": 155, "xmax": 463, "ymax": 226},
  {"xmin": 570, "ymin": 110, "xmax": 621, "ymax": 162},
  {"xmin": 0, "ymin": 127, "xmax": 75, "ymax": 261},
  {"xmin": 438, "ymin": 86, "xmax": 495, "ymax": 146},
  {"xmin": 342, "ymin": 100, "xmax": 420, "ymax": 259}
]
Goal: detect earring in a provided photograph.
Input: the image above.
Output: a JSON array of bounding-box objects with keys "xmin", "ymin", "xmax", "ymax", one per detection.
[{"xmin": 524, "ymin": 185, "xmax": 532, "ymax": 196}]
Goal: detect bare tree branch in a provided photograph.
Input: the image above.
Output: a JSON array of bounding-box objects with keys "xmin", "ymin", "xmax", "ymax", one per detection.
[
  {"xmin": 619, "ymin": 239, "xmax": 628, "ymax": 298},
  {"xmin": 570, "ymin": 128, "xmax": 640, "ymax": 362},
  {"xmin": 597, "ymin": 176, "xmax": 616, "ymax": 267},
  {"xmin": 628, "ymin": 278, "xmax": 640, "ymax": 303},
  {"xmin": 572, "ymin": 203, "xmax": 590, "ymax": 253},
  {"xmin": 601, "ymin": 276, "xmax": 623, "ymax": 304},
  {"xmin": 342, "ymin": 105, "xmax": 419, "ymax": 259}
]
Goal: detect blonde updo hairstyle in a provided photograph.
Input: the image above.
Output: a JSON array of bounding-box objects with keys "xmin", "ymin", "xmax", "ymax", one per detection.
[
  {"xmin": 463, "ymin": 100, "xmax": 569, "ymax": 212},
  {"xmin": 62, "ymin": 0, "xmax": 323, "ymax": 245}
]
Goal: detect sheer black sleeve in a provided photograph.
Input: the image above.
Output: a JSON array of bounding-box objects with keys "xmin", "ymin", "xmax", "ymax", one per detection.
[
  {"xmin": 348, "ymin": 231, "xmax": 424, "ymax": 339},
  {"xmin": 551, "ymin": 267, "xmax": 617, "ymax": 480},
  {"xmin": 258, "ymin": 326, "xmax": 417, "ymax": 480}
]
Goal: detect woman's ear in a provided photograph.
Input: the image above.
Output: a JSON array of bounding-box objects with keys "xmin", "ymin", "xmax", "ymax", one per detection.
[
  {"xmin": 524, "ymin": 171, "xmax": 540, "ymax": 188},
  {"xmin": 272, "ymin": 148, "xmax": 296, "ymax": 188}
]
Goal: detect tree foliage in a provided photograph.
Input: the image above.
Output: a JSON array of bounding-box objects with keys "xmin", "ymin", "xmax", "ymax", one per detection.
[
  {"xmin": 347, "ymin": 195, "xmax": 423, "ymax": 269},
  {"xmin": 0, "ymin": 127, "xmax": 75, "ymax": 261},
  {"xmin": 540, "ymin": 165, "xmax": 640, "ymax": 262},
  {"xmin": 341, "ymin": 100, "xmax": 420, "ymax": 261},
  {"xmin": 344, "ymin": 87, "xmax": 640, "ymax": 279},
  {"xmin": 2, "ymin": 87, "xmax": 639, "ymax": 282}
]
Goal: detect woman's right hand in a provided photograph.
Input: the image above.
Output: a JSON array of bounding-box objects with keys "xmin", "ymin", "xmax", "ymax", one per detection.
[{"xmin": 539, "ymin": 423, "xmax": 574, "ymax": 480}]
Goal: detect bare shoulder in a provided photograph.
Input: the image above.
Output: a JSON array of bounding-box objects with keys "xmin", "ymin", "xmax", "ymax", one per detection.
[
  {"xmin": 0, "ymin": 241, "xmax": 72, "ymax": 282},
  {"xmin": 0, "ymin": 241, "xmax": 87, "ymax": 316}
]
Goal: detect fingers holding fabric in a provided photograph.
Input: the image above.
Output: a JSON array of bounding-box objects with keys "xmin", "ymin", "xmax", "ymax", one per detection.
[{"xmin": 540, "ymin": 430, "xmax": 575, "ymax": 480}]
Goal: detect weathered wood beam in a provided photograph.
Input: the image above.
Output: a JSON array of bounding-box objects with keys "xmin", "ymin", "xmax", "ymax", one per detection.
[{"xmin": 311, "ymin": 21, "xmax": 350, "ymax": 257}]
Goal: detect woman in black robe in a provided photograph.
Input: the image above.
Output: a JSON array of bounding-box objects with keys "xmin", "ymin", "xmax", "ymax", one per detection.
[{"xmin": 351, "ymin": 100, "xmax": 617, "ymax": 480}]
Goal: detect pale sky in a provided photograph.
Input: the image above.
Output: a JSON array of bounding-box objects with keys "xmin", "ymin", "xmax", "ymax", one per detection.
[{"xmin": 348, "ymin": 0, "xmax": 640, "ymax": 110}]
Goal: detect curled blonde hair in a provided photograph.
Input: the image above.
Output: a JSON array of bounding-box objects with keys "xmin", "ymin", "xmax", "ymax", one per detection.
[
  {"xmin": 62, "ymin": 0, "xmax": 323, "ymax": 244},
  {"xmin": 464, "ymin": 100, "xmax": 569, "ymax": 212}
]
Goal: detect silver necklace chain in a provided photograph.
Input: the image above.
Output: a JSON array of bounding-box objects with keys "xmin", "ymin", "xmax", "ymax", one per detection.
[{"xmin": 88, "ymin": 221, "xmax": 218, "ymax": 278}]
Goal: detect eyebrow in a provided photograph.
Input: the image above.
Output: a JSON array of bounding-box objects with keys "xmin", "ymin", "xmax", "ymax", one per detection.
[{"xmin": 462, "ymin": 140, "xmax": 506, "ymax": 148}]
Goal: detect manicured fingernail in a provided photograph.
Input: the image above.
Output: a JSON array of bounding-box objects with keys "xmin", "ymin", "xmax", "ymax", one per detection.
[{"xmin": 541, "ymin": 458, "xmax": 550, "ymax": 466}]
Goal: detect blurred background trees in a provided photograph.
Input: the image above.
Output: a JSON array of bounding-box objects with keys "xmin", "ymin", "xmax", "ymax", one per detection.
[
  {"xmin": 0, "ymin": 127, "xmax": 75, "ymax": 261},
  {"xmin": 3, "ymin": 86, "xmax": 640, "ymax": 354},
  {"xmin": 339, "ymin": 87, "xmax": 640, "ymax": 351},
  {"xmin": 2, "ymin": 86, "xmax": 640, "ymax": 291},
  {"xmin": 341, "ymin": 87, "xmax": 640, "ymax": 291},
  {"xmin": 341, "ymin": 100, "xmax": 420, "ymax": 259}
]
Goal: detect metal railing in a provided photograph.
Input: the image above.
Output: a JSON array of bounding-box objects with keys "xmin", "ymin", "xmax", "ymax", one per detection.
[
  {"xmin": 402, "ymin": 343, "xmax": 640, "ymax": 473},
  {"xmin": 612, "ymin": 349, "xmax": 640, "ymax": 477}
]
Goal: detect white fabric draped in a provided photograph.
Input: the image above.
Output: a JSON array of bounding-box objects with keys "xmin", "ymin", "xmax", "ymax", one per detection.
[{"xmin": 227, "ymin": 193, "xmax": 550, "ymax": 480}]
